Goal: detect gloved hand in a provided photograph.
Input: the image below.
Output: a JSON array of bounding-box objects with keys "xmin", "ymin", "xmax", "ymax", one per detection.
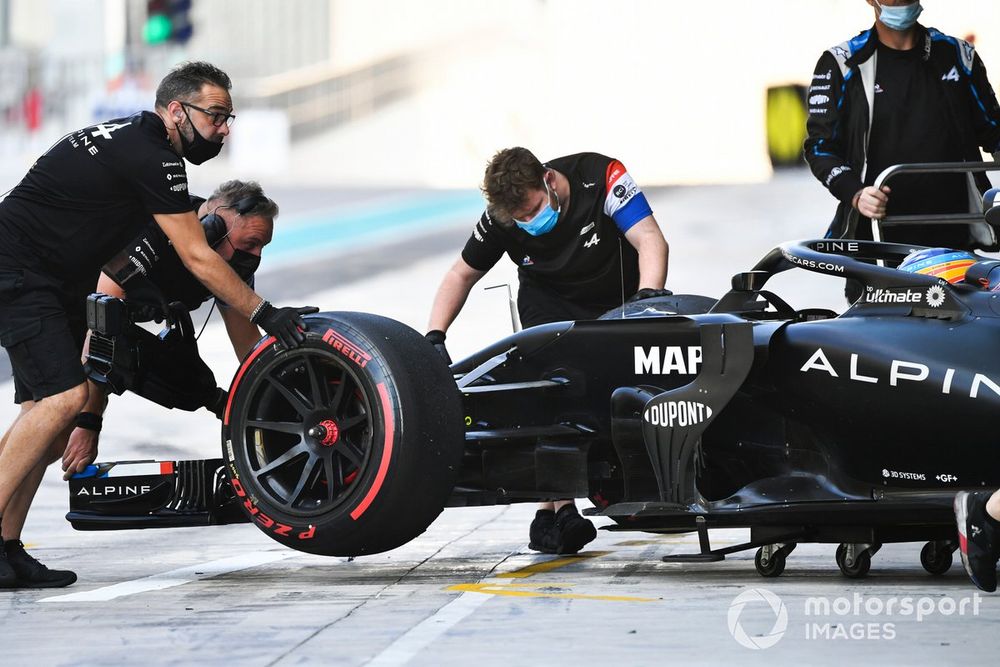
[
  {"xmin": 425, "ymin": 330, "xmax": 452, "ymax": 365},
  {"xmin": 251, "ymin": 301, "xmax": 319, "ymax": 348},
  {"xmin": 627, "ymin": 288, "xmax": 673, "ymax": 303}
]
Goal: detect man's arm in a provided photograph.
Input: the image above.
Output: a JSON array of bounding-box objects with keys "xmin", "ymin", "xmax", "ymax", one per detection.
[
  {"xmin": 219, "ymin": 304, "xmax": 263, "ymax": 359},
  {"xmin": 969, "ymin": 51, "xmax": 1000, "ymax": 157},
  {"xmin": 153, "ymin": 211, "xmax": 260, "ymax": 317},
  {"xmin": 153, "ymin": 211, "xmax": 316, "ymax": 347},
  {"xmin": 427, "ymin": 257, "xmax": 487, "ymax": 333},
  {"xmin": 623, "ymin": 216, "xmax": 668, "ymax": 289},
  {"xmin": 803, "ymin": 51, "xmax": 865, "ymax": 208},
  {"xmin": 62, "ymin": 272, "xmax": 122, "ymax": 479}
]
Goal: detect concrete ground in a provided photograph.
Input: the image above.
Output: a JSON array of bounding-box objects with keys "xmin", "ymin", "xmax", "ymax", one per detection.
[{"xmin": 1, "ymin": 170, "xmax": 996, "ymax": 666}]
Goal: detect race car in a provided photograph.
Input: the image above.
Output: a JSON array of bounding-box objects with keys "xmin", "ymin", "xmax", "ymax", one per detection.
[{"xmin": 69, "ymin": 162, "xmax": 1000, "ymax": 579}]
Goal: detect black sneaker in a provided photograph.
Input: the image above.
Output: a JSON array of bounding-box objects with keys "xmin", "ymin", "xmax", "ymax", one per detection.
[
  {"xmin": 954, "ymin": 491, "xmax": 1000, "ymax": 592},
  {"xmin": 553, "ymin": 504, "xmax": 597, "ymax": 555},
  {"xmin": 528, "ymin": 509, "xmax": 559, "ymax": 554},
  {"xmin": 4, "ymin": 540, "xmax": 77, "ymax": 588},
  {"xmin": 0, "ymin": 538, "xmax": 18, "ymax": 588}
]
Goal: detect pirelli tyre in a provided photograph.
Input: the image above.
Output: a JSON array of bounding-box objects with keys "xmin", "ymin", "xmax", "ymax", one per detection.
[{"xmin": 221, "ymin": 312, "xmax": 464, "ymax": 556}]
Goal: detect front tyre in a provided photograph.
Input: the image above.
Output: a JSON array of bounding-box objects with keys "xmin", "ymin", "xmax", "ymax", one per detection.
[{"xmin": 221, "ymin": 312, "xmax": 464, "ymax": 556}]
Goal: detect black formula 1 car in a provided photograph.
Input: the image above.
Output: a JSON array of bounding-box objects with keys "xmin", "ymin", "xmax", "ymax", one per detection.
[{"xmin": 69, "ymin": 163, "xmax": 1000, "ymax": 579}]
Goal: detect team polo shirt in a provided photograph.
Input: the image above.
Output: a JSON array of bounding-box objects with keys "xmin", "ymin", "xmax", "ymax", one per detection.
[
  {"xmin": 0, "ymin": 111, "xmax": 194, "ymax": 283},
  {"xmin": 461, "ymin": 152, "xmax": 653, "ymax": 309}
]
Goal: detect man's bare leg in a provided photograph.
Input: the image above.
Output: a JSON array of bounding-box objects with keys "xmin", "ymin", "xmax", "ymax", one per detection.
[
  {"xmin": 1, "ymin": 427, "xmax": 70, "ymax": 542},
  {"xmin": 0, "ymin": 384, "xmax": 86, "ymax": 588},
  {"xmin": 0, "ymin": 383, "xmax": 86, "ymax": 514}
]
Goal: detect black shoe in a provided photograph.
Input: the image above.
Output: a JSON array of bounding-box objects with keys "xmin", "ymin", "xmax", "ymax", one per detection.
[
  {"xmin": 528, "ymin": 510, "xmax": 559, "ymax": 554},
  {"xmin": 955, "ymin": 491, "xmax": 1000, "ymax": 592},
  {"xmin": 0, "ymin": 538, "xmax": 17, "ymax": 588},
  {"xmin": 4, "ymin": 540, "xmax": 77, "ymax": 588},
  {"xmin": 553, "ymin": 504, "xmax": 597, "ymax": 555}
]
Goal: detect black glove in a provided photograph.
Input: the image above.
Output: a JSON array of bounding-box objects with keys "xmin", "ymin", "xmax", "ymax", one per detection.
[
  {"xmin": 425, "ymin": 330, "xmax": 452, "ymax": 365},
  {"xmin": 627, "ymin": 288, "xmax": 673, "ymax": 304},
  {"xmin": 251, "ymin": 301, "xmax": 319, "ymax": 348}
]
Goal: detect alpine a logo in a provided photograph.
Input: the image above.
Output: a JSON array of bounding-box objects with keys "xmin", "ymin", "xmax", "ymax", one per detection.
[
  {"xmin": 644, "ymin": 401, "xmax": 712, "ymax": 428},
  {"xmin": 800, "ymin": 347, "xmax": 1000, "ymax": 399},
  {"xmin": 634, "ymin": 346, "xmax": 702, "ymax": 375}
]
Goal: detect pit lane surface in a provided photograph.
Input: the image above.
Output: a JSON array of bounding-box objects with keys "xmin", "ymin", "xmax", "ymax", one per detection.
[{"xmin": 3, "ymin": 172, "xmax": 996, "ymax": 665}]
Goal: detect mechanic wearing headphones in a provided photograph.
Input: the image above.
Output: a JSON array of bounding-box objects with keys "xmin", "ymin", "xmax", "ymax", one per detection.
[
  {"xmin": 805, "ymin": 0, "xmax": 1000, "ymax": 250},
  {"xmin": 425, "ymin": 147, "xmax": 670, "ymax": 555},
  {"xmin": 0, "ymin": 62, "xmax": 314, "ymax": 588},
  {"xmin": 56, "ymin": 179, "xmax": 277, "ymax": 480}
]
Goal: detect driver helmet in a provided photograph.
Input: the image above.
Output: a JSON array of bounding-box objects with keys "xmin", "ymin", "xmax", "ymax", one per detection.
[{"xmin": 898, "ymin": 247, "xmax": 977, "ymax": 284}]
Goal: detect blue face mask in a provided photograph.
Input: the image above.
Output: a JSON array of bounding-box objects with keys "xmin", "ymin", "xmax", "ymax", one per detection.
[
  {"xmin": 514, "ymin": 179, "xmax": 560, "ymax": 236},
  {"xmin": 875, "ymin": 0, "xmax": 922, "ymax": 32}
]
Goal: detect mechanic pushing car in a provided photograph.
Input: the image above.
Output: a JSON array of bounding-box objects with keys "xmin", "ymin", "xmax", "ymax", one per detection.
[
  {"xmin": 0, "ymin": 62, "xmax": 316, "ymax": 589},
  {"xmin": 804, "ymin": 0, "xmax": 1000, "ymax": 249},
  {"xmin": 425, "ymin": 147, "xmax": 669, "ymax": 555},
  {"xmin": 55, "ymin": 179, "xmax": 278, "ymax": 482}
]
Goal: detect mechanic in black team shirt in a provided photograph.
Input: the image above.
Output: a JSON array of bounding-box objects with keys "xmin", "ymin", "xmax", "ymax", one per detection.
[
  {"xmin": 0, "ymin": 62, "xmax": 315, "ymax": 589},
  {"xmin": 804, "ymin": 1, "xmax": 1000, "ymax": 250},
  {"xmin": 58, "ymin": 180, "xmax": 274, "ymax": 476},
  {"xmin": 425, "ymin": 147, "xmax": 669, "ymax": 555}
]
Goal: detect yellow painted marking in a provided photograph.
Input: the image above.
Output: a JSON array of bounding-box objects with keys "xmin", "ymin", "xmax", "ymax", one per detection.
[
  {"xmin": 495, "ymin": 551, "xmax": 611, "ymax": 579},
  {"xmin": 447, "ymin": 582, "xmax": 656, "ymax": 603},
  {"xmin": 613, "ymin": 538, "xmax": 677, "ymax": 547}
]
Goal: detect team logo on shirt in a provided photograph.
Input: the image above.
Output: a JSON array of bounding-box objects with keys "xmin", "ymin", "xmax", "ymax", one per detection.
[
  {"xmin": 583, "ymin": 233, "xmax": 600, "ymax": 248},
  {"xmin": 522, "ymin": 255, "xmax": 534, "ymax": 266},
  {"xmin": 942, "ymin": 66, "xmax": 960, "ymax": 83}
]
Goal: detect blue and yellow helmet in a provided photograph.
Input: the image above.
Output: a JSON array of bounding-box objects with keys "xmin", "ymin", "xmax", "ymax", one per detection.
[{"xmin": 898, "ymin": 248, "xmax": 977, "ymax": 284}]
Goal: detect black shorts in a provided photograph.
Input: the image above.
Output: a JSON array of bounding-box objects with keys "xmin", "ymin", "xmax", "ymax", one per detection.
[
  {"xmin": 517, "ymin": 280, "xmax": 615, "ymax": 328},
  {"xmin": 0, "ymin": 268, "xmax": 89, "ymax": 404}
]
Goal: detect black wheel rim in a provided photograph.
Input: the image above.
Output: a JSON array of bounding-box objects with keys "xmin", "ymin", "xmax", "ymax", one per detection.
[{"xmin": 237, "ymin": 346, "xmax": 375, "ymax": 516}]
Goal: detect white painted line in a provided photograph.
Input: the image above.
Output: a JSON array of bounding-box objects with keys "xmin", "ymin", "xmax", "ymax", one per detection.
[
  {"xmin": 39, "ymin": 551, "xmax": 296, "ymax": 603},
  {"xmin": 365, "ymin": 579, "xmax": 510, "ymax": 667}
]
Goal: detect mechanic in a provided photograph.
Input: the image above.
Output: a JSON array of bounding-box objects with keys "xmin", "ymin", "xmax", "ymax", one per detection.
[
  {"xmin": 425, "ymin": 147, "xmax": 670, "ymax": 555},
  {"xmin": 956, "ymin": 489, "xmax": 1000, "ymax": 592},
  {"xmin": 57, "ymin": 179, "xmax": 276, "ymax": 478},
  {"xmin": 804, "ymin": 1, "xmax": 1000, "ymax": 252},
  {"xmin": 0, "ymin": 62, "xmax": 315, "ymax": 589}
]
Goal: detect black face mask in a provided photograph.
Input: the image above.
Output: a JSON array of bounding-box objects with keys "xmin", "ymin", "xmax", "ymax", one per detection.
[
  {"xmin": 179, "ymin": 107, "xmax": 224, "ymax": 165},
  {"xmin": 228, "ymin": 248, "xmax": 261, "ymax": 281}
]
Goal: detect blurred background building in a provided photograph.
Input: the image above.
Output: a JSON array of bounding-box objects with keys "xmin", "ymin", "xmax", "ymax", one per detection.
[{"xmin": 0, "ymin": 0, "xmax": 997, "ymax": 191}]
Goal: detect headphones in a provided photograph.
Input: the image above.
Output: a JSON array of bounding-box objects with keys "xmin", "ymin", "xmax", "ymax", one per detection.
[{"xmin": 199, "ymin": 194, "xmax": 270, "ymax": 247}]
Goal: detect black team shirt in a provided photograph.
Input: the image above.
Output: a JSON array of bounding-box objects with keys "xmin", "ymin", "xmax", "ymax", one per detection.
[{"xmin": 0, "ymin": 111, "xmax": 194, "ymax": 285}]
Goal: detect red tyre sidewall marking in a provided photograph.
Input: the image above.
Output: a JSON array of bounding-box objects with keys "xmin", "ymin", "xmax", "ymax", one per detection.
[
  {"xmin": 349, "ymin": 382, "xmax": 394, "ymax": 520},
  {"xmin": 224, "ymin": 336, "xmax": 277, "ymax": 425}
]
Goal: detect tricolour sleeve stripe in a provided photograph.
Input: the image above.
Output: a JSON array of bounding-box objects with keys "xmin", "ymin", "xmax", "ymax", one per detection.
[{"xmin": 603, "ymin": 160, "xmax": 652, "ymax": 232}]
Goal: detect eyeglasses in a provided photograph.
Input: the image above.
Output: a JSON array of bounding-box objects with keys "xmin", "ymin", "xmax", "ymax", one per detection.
[{"xmin": 181, "ymin": 102, "xmax": 236, "ymax": 128}]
